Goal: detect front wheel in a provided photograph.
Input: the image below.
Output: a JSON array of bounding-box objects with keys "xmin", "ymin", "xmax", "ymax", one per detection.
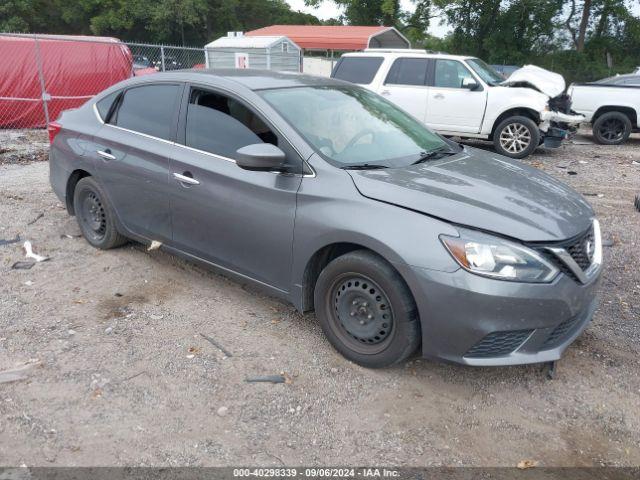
[
  {"xmin": 592, "ymin": 111, "xmax": 632, "ymax": 145},
  {"xmin": 314, "ymin": 250, "xmax": 421, "ymax": 368},
  {"xmin": 493, "ymin": 116, "xmax": 540, "ymax": 159}
]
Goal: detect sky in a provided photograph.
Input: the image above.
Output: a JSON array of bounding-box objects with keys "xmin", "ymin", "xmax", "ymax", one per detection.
[
  {"xmin": 285, "ymin": 0, "xmax": 452, "ymax": 37},
  {"xmin": 286, "ymin": 0, "xmax": 640, "ymax": 39}
]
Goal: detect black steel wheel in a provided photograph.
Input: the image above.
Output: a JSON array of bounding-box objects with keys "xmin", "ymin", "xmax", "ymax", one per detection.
[
  {"xmin": 73, "ymin": 177, "xmax": 127, "ymax": 249},
  {"xmin": 314, "ymin": 250, "xmax": 421, "ymax": 368},
  {"xmin": 79, "ymin": 190, "xmax": 107, "ymax": 243},
  {"xmin": 330, "ymin": 274, "xmax": 395, "ymax": 354},
  {"xmin": 593, "ymin": 111, "xmax": 631, "ymax": 145}
]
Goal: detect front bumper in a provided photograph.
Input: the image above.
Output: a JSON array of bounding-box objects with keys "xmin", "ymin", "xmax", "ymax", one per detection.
[
  {"xmin": 397, "ymin": 264, "xmax": 601, "ymax": 366},
  {"xmin": 539, "ymin": 110, "xmax": 585, "ymax": 148}
]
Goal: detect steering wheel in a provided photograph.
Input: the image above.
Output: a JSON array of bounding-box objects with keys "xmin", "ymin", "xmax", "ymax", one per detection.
[
  {"xmin": 342, "ymin": 129, "xmax": 376, "ymax": 153},
  {"xmin": 303, "ymin": 130, "xmax": 336, "ymax": 156}
]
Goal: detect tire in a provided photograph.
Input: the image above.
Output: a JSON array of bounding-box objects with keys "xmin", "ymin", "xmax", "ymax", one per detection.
[
  {"xmin": 73, "ymin": 176, "xmax": 127, "ymax": 249},
  {"xmin": 592, "ymin": 111, "xmax": 632, "ymax": 145},
  {"xmin": 314, "ymin": 250, "xmax": 421, "ymax": 368},
  {"xmin": 493, "ymin": 115, "xmax": 540, "ymax": 159}
]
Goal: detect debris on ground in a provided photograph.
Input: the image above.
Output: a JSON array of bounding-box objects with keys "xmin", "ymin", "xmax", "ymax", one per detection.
[
  {"xmin": 60, "ymin": 234, "xmax": 81, "ymax": 239},
  {"xmin": 567, "ymin": 171, "xmax": 578, "ymax": 175},
  {"xmin": 27, "ymin": 212, "xmax": 44, "ymax": 225},
  {"xmin": 517, "ymin": 459, "xmax": 539, "ymax": 469},
  {"xmin": 11, "ymin": 261, "xmax": 35, "ymax": 270},
  {"xmin": 0, "ymin": 360, "xmax": 41, "ymax": 384},
  {"xmin": 0, "ymin": 235, "xmax": 20, "ymax": 247},
  {"xmin": 147, "ymin": 240, "xmax": 162, "ymax": 251},
  {"xmin": 245, "ymin": 375, "xmax": 287, "ymax": 384},
  {"xmin": 217, "ymin": 406, "xmax": 229, "ymax": 417},
  {"xmin": 246, "ymin": 372, "xmax": 292, "ymax": 384},
  {"xmin": 200, "ymin": 332, "xmax": 233, "ymax": 357},
  {"xmin": 635, "ymin": 194, "xmax": 640, "ymax": 212},
  {"xmin": 23, "ymin": 240, "xmax": 50, "ymax": 262}
]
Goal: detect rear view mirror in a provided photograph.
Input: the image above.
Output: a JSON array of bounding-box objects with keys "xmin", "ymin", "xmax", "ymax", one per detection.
[
  {"xmin": 236, "ymin": 144, "xmax": 286, "ymax": 171},
  {"xmin": 462, "ymin": 77, "xmax": 480, "ymax": 90}
]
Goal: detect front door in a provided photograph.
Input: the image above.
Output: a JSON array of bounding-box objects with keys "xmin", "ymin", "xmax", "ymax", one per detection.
[
  {"xmin": 378, "ymin": 57, "xmax": 429, "ymax": 122},
  {"xmin": 425, "ymin": 59, "xmax": 487, "ymax": 133},
  {"xmin": 168, "ymin": 85, "xmax": 301, "ymax": 291},
  {"xmin": 93, "ymin": 83, "xmax": 182, "ymax": 241}
]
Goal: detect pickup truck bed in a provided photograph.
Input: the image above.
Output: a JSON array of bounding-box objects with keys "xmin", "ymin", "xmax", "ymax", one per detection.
[{"xmin": 569, "ymin": 83, "xmax": 640, "ymax": 144}]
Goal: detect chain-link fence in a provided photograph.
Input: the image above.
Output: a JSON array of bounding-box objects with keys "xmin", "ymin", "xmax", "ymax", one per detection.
[{"xmin": 0, "ymin": 33, "xmax": 206, "ymax": 129}]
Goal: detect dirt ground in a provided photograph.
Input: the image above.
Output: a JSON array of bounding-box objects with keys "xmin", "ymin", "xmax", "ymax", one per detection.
[{"xmin": 0, "ymin": 128, "xmax": 639, "ymax": 467}]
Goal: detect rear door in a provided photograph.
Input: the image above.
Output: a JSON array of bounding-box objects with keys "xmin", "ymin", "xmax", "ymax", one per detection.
[
  {"xmin": 425, "ymin": 59, "xmax": 487, "ymax": 133},
  {"xmin": 378, "ymin": 57, "xmax": 429, "ymax": 122},
  {"xmin": 168, "ymin": 85, "xmax": 302, "ymax": 291},
  {"xmin": 93, "ymin": 83, "xmax": 182, "ymax": 241}
]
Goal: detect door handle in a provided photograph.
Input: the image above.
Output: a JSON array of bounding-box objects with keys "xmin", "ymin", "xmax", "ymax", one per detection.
[
  {"xmin": 173, "ymin": 172, "xmax": 200, "ymax": 186},
  {"xmin": 97, "ymin": 149, "xmax": 116, "ymax": 161},
  {"xmin": 434, "ymin": 93, "xmax": 445, "ymax": 100},
  {"xmin": 380, "ymin": 90, "xmax": 391, "ymax": 96}
]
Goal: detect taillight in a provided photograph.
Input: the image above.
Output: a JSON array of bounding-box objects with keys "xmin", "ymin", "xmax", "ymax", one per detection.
[{"xmin": 48, "ymin": 122, "xmax": 62, "ymax": 144}]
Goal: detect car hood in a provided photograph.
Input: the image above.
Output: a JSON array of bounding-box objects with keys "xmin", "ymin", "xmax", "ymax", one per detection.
[
  {"xmin": 502, "ymin": 64, "xmax": 566, "ymax": 98},
  {"xmin": 347, "ymin": 147, "xmax": 593, "ymax": 242}
]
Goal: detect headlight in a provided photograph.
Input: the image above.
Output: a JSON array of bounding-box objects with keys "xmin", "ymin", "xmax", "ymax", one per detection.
[{"xmin": 440, "ymin": 229, "xmax": 558, "ymax": 283}]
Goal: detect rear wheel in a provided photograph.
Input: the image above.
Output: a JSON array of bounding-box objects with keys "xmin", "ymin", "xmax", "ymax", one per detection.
[
  {"xmin": 592, "ymin": 111, "xmax": 632, "ymax": 145},
  {"xmin": 493, "ymin": 115, "xmax": 540, "ymax": 159},
  {"xmin": 73, "ymin": 177, "xmax": 127, "ymax": 249},
  {"xmin": 314, "ymin": 250, "xmax": 420, "ymax": 368}
]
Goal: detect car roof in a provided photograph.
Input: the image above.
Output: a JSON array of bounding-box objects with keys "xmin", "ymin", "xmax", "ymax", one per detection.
[
  {"xmin": 596, "ymin": 73, "xmax": 640, "ymax": 83},
  {"xmin": 146, "ymin": 68, "xmax": 348, "ymax": 91},
  {"xmin": 341, "ymin": 50, "xmax": 475, "ymax": 61}
]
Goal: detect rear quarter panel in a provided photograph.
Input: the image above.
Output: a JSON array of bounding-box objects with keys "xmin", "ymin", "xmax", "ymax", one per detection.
[{"xmin": 49, "ymin": 105, "xmax": 102, "ymax": 205}]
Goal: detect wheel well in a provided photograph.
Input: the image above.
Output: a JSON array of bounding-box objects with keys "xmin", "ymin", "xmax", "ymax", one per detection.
[
  {"xmin": 65, "ymin": 169, "xmax": 91, "ymax": 215},
  {"xmin": 490, "ymin": 108, "xmax": 540, "ymax": 138},
  {"xmin": 593, "ymin": 106, "xmax": 637, "ymax": 128},
  {"xmin": 302, "ymin": 242, "xmax": 373, "ymax": 312}
]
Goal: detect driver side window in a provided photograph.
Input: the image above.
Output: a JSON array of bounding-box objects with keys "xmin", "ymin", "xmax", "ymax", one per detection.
[
  {"xmin": 185, "ymin": 88, "xmax": 278, "ymax": 159},
  {"xmin": 434, "ymin": 60, "xmax": 475, "ymax": 89}
]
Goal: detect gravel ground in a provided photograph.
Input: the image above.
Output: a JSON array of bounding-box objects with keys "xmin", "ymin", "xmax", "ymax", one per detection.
[{"xmin": 0, "ymin": 129, "xmax": 639, "ymax": 467}]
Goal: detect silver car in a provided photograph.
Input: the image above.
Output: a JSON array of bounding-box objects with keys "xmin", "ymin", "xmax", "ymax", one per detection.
[{"xmin": 49, "ymin": 70, "xmax": 602, "ymax": 368}]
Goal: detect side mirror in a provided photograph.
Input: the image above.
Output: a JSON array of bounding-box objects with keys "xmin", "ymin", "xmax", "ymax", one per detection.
[
  {"xmin": 462, "ymin": 77, "xmax": 480, "ymax": 90},
  {"xmin": 236, "ymin": 143, "xmax": 286, "ymax": 171}
]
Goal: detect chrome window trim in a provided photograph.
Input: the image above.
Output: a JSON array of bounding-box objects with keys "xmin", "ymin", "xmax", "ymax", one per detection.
[
  {"xmin": 91, "ymin": 86, "xmax": 317, "ymax": 177},
  {"xmin": 186, "ymin": 82, "xmax": 315, "ymax": 176}
]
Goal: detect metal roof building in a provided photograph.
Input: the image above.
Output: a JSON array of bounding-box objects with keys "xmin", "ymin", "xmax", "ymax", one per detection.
[{"xmin": 245, "ymin": 25, "xmax": 410, "ymax": 51}]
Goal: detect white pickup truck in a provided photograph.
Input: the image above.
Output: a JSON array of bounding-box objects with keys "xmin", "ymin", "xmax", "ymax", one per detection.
[
  {"xmin": 568, "ymin": 76, "xmax": 640, "ymax": 145},
  {"xmin": 331, "ymin": 50, "xmax": 584, "ymax": 158}
]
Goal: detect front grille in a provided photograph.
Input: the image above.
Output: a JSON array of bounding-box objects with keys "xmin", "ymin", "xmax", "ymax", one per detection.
[
  {"xmin": 565, "ymin": 227, "xmax": 594, "ymax": 270},
  {"xmin": 542, "ymin": 316, "xmax": 581, "ymax": 349},
  {"xmin": 465, "ymin": 329, "xmax": 533, "ymax": 358},
  {"xmin": 536, "ymin": 225, "xmax": 595, "ymax": 282}
]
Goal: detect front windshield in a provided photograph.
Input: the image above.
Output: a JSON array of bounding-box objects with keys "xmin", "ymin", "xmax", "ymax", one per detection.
[
  {"xmin": 258, "ymin": 85, "xmax": 449, "ymax": 168},
  {"xmin": 466, "ymin": 58, "xmax": 504, "ymax": 86}
]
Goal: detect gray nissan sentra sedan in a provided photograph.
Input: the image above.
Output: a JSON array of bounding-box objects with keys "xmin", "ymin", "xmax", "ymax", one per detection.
[{"xmin": 49, "ymin": 70, "xmax": 602, "ymax": 368}]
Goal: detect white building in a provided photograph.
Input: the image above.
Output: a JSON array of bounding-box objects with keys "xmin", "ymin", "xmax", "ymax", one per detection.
[{"xmin": 204, "ymin": 34, "xmax": 302, "ymax": 72}]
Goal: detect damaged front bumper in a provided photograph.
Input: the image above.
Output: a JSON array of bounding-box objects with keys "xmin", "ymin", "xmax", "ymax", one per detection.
[{"xmin": 539, "ymin": 110, "xmax": 585, "ymax": 148}]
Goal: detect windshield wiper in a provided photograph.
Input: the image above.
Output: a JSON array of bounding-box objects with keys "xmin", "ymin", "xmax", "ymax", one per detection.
[
  {"xmin": 411, "ymin": 146, "xmax": 458, "ymax": 165},
  {"xmin": 341, "ymin": 164, "xmax": 389, "ymax": 170}
]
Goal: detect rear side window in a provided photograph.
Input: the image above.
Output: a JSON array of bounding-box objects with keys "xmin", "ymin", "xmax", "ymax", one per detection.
[
  {"xmin": 112, "ymin": 84, "xmax": 180, "ymax": 140},
  {"xmin": 385, "ymin": 58, "xmax": 428, "ymax": 86},
  {"xmin": 331, "ymin": 57, "xmax": 383, "ymax": 84},
  {"xmin": 185, "ymin": 88, "xmax": 277, "ymax": 159},
  {"xmin": 95, "ymin": 91, "xmax": 120, "ymax": 121}
]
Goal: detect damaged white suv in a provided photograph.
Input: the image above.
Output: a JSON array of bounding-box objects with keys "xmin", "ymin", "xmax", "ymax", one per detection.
[{"xmin": 331, "ymin": 50, "xmax": 584, "ymax": 158}]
